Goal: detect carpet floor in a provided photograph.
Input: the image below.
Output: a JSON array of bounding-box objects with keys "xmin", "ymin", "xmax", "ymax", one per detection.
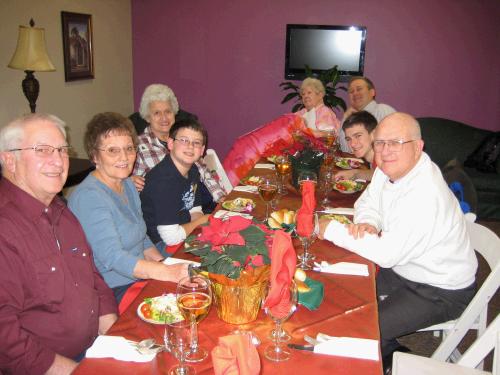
[{"xmin": 398, "ymin": 219, "xmax": 500, "ymax": 371}]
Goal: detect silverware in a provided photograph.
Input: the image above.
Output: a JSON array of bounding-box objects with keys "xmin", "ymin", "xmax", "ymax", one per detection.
[{"xmin": 287, "ymin": 343, "xmax": 314, "ymax": 351}]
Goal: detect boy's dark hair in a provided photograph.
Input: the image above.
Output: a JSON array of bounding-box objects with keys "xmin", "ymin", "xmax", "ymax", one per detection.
[
  {"xmin": 169, "ymin": 118, "xmax": 208, "ymax": 145},
  {"xmin": 342, "ymin": 111, "xmax": 378, "ymax": 133}
]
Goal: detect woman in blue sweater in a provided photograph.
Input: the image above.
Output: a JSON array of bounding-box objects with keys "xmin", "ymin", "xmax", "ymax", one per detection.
[{"xmin": 68, "ymin": 112, "xmax": 187, "ymax": 303}]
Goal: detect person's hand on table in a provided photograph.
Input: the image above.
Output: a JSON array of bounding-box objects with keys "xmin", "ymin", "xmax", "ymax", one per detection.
[
  {"xmin": 347, "ymin": 223, "xmax": 378, "ymax": 239},
  {"xmin": 318, "ymin": 217, "xmax": 333, "ymax": 240},
  {"xmin": 98, "ymin": 313, "xmax": 118, "ymax": 335},
  {"xmin": 162, "ymin": 263, "xmax": 189, "ymax": 283},
  {"xmin": 131, "ymin": 175, "xmax": 145, "ymax": 192}
]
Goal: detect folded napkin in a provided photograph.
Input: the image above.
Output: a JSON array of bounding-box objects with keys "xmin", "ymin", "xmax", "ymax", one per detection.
[
  {"xmin": 320, "ymin": 207, "xmax": 355, "ymax": 216},
  {"xmin": 85, "ymin": 335, "xmax": 156, "ymax": 362},
  {"xmin": 212, "ymin": 334, "xmax": 260, "ymax": 375},
  {"xmin": 263, "ymin": 230, "xmax": 296, "ymax": 318},
  {"xmin": 233, "ymin": 185, "xmax": 258, "ymax": 194},
  {"xmin": 298, "ymin": 277, "xmax": 324, "ymax": 310},
  {"xmin": 213, "ymin": 209, "xmax": 253, "ymax": 220},
  {"xmin": 313, "ymin": 335, "xmax": 379, "ymax": 361},
  {"xmin": 314, "ymin": 261, "xmax": 369, "ymax": 277},
  {"xmin": 163, "ymin": 257, "xmax": 200, "ymax": 267},
  {"xmin": 296, "ymin": 181, "xmax": 316, "ymax": 237},
  {"xmin": 254, "ymin": 163, "xmax": 275, "ymax": 170}
]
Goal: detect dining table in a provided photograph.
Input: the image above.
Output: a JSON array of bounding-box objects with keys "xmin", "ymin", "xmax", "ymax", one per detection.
[{"xmin": 74, "ymin": 158, "xmax": 382, "ymax": 375}]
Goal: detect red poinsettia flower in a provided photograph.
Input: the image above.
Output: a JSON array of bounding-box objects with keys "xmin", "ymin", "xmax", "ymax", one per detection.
[{"xmin": 197, "ymin": 216, "xmax": 252, "ymax": 247}]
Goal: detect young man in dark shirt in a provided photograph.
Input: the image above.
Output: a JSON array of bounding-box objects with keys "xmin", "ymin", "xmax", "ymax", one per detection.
[{"xmin": 141, "ymin": 119, "xmax": 211, "ymax": 252}]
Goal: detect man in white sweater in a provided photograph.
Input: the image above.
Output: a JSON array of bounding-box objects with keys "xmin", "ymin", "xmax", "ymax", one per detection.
[{"xmin": 319, "ymin": 112, "xmax": 477, "ymax": 372}]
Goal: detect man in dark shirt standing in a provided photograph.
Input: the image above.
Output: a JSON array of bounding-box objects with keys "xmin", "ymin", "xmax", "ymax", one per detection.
[{"xmin": 0, "ymin": 114, "xmax": 117, "ymax": 374}]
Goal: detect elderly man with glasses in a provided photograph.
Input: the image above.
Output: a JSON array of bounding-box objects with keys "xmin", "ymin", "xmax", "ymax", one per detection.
[
  {"xmin": 0, "ymin": 113, "xmax": 117, "ymax": 375},
  {"xmin": 319, "ymin": 112, "xmax": 477, "ymax": 374},
  {"xmin": 140, "ymin": 119, "xmax": 211, "ymax": 252}
]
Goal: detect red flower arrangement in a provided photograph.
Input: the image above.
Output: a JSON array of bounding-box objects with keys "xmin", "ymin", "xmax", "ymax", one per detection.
[{"xmin": 184, "ymin": 216, "xmax": 273, "ymax": 279}]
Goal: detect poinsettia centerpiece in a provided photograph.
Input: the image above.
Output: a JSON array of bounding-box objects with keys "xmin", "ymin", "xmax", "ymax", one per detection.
[{"xmin": 184, "ymin": 216, "xmax": 273, "ymax": 280}]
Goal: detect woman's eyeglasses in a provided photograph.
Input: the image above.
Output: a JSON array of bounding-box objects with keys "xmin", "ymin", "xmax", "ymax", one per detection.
[{"xmin": 97, "ymin": 145, "xmax": 137, "ymax": 156}]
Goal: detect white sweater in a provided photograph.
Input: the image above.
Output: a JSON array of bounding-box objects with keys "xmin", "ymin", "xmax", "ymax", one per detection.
[{"xmin": 324, "ymin": 153, "xmax": 477, "ymax": 290}]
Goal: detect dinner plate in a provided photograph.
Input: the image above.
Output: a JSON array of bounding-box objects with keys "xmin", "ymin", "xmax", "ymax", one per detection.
[
  {"xmin": 335, "ymin": 157, "xmax": 363, "ymax": 170},
  {"xmin": 240, "ymin": 176, "xmax": 263, "ymax": 186},
  {"xmin": 320, "ymin": 214, "xmax": 352, "ymax": 224},
  {"xmin": 221, "ymin": 198, "xmax": 256, "ymax": 212},
  {"xmin": 137, "ymin": 294, "xmax": 184, "ymax": 325},
  {"xmin": 333, "ymin": 180, "xmax": 364, "ymax": 194}
]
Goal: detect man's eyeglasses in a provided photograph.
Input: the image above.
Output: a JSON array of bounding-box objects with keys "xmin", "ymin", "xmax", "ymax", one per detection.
[
  {"xmin": 372, "ymin": 139, "xmax": 417, "ymax": 153},
  {"xmin": 8, "ymin": 145, "xmax": 71, "ymax": 157},
  {"xmin": 173, "ymin": 137, "xmax": 204, "ymax": 149},
  {"xmin": 97, "ymin": 145, "xmax": 137, "ymax": 156}
]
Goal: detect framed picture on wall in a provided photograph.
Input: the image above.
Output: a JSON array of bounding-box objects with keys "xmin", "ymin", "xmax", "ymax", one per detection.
[{"xmin": 61, "ymin": 11, "xmax": 94, "ymax": 81}]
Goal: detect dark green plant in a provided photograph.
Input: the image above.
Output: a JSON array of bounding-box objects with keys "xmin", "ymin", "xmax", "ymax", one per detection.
[{"xmin": 279, "ymin": 65, "xmax": 347, "ymax": 113}]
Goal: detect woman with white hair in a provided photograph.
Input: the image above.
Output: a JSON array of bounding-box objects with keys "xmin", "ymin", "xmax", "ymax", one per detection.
[
  {"xmin": 297, "ymin": 77, "xmax": 341, "ymax": 136},
  {"xmin": 131, "ymin": 84, "xmax": 226, "ymax": 208}
]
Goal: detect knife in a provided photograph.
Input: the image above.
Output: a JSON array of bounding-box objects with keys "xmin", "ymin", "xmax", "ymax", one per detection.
[{"xmin": 287, "ymin": 343, "xmax": 314, "ymax": 351}]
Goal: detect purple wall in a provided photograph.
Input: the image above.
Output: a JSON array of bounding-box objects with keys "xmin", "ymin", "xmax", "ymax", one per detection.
[{"xmin": 131, "ymin": 0, "xmax": 500, "ymax": 158}]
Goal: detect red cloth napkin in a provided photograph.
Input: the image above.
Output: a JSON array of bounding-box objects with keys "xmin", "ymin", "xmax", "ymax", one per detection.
[
  {"xmin": 212, "ymin": 334, "xmax": 260, "ymax": 375},
  {"xmin": 263, "ymin": 230, "xmax": 297, "ymax": 318},
  {"xmin": 118, "ymin": 280, "xmax": 148, "ymax": 315},
  {"xmin": 296, "ymin": 180, "xmax": 316, "ymax": 237}
]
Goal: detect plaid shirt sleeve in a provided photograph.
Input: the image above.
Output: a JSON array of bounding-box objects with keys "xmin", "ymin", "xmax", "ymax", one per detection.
[
  {"xmin": 133, "ymin": 128, "xmax": 167, "ymax": 177},
  {"xmin": 196, "ymin": 161, "xmax": 227, "ymax": 202}
]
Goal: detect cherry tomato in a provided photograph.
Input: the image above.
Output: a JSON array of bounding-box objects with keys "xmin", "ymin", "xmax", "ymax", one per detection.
[
  {"xmin": 140, "ymin": 303, "xmax": 152, "ymax": 319},
  {"xmin": 336, "ymin": 183, "xmax": 347, "ymax": 191}
]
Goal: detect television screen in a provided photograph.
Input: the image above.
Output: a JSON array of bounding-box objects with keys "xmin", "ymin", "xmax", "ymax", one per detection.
[{"xmin": 285, "ymin": 24, "xmax": 367, "ymax": 80}]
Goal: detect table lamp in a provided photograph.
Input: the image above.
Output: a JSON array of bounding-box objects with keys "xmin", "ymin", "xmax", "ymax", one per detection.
[{"xmin": 8, "ymin": 19, "xmax": 55, "ymax": 113}]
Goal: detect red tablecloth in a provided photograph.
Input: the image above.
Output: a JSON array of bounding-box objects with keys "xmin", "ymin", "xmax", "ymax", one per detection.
[{"xmin": 74, "ymin": 163, "xmax": 382, "ymax": 375}]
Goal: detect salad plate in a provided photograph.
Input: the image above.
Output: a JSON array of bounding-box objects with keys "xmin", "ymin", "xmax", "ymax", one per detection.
[
  {"xmin": 240, "ymin": 176, "xmax": 263, "ymax": 186},
  {"xmin": 335, "ymin": 157, "xmax": 363, "ymax": 170},
  {"xmin": 333, "ymin": 180, "xmax": 364, "ymax": 194},
  {"xmin": 320, "ymin": 214, "xmax": 352, "ymax": 224},
  {"xmin": 137, "ymin": 294, "xmax": 184, "ymax": 325},
  {"xmin": 221, "ymin": 198, "xmax": 255, "ymax": 212}
]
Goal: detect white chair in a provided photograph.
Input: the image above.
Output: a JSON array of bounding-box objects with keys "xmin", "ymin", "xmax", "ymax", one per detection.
[
  {"xmin": 203, "ymin": 148, "xmax": 233, "ymax": 194},
  {"xmin": 418, "ymin": 213, "xmax": 500, "ymax": 367},
  {"xmin": 393, "ymin": 315, "xmax": 500, "ymax": 375}
]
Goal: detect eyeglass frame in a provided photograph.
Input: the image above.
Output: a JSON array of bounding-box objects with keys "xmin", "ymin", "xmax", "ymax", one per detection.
[
  {"xmin": 372, "ymin": 139, "xmax": 417, "ymax": 153},
  {"xmin": 96, "ymin": 145, "xmax": 138, "ymax": 156},
  {"xmin": 8, "ymin": 144, "xmax": 72, "ymax": 157},
  {"xmin": 172, "ymin": 137, "xmax": 204, "ymax": 149}
]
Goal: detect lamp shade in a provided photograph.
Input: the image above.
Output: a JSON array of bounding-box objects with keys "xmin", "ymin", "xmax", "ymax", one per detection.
[{"xmin": 8, "ymin": 25, "xmax": 55, "ymax": 72}]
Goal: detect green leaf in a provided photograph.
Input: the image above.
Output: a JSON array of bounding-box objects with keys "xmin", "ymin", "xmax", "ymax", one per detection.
[{"xmin": 281, "ymin": 92, "xmax": 300, "ymax": 104}]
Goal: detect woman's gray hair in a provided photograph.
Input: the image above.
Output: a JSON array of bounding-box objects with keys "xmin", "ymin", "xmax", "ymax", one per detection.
[
  {"xmin": 300, "ymin": 77, "xmax": 325, "ymax": 96},
  {"xmin": 0, "ymin": 113, "xmax": 66, "ymax": 152},
  {"xmin": 138, "ymin": 84, "xmax": 179, "ymax": 121}
]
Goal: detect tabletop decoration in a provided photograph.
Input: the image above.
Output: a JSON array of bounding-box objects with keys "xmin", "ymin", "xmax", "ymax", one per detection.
[{"xmin": 184, "ymin": 216, "xmax": 273, "ymax": 324}]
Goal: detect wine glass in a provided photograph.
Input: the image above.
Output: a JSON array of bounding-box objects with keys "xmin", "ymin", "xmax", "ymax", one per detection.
[
  {"xmin": 297, "ymin": 170, "xmax": 318, "ymax": 193},
  {"xmin": 275, "ymin": 155, "xmax": 291, "ymax": 195},
  {"xmin": 258, "ymin": 175, "xmax": 278, "ymax": 222},
  {"xmin": 320, "ymin": 170, "xmax": 334, "ymax": 208},
  {"xmin": 165, "ymin": 320, "xmax": 196, "ymax": 375},
  {"xmin": 296, "ymin": 212, "xmax": 319, "ymax": 270},
  {"xmin": 264, "ymin": 281, "xmax": 298, "ymax": 362},
  {"xmin": 321, "ymin": 129, "xmax": 337, "ymax": 148},
  {"xmin": 176, "ymin": 275, "xmax": 212, "ymax": 363},
  {"xmin": 323, "ymin": 150, "xmax": 335, "ymax": 171}
]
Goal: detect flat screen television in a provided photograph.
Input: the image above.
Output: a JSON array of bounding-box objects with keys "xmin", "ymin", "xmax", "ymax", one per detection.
[{"xmin": 284, "ymin": 24, "xmax": 367, "ymax": 80}]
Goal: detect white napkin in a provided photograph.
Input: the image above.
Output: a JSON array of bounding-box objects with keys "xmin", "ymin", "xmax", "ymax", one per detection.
[
  {"xmin": 213, "ymin": 209, "xmax": 253, "ymax": 220},
  {"xmin": 314, "ymin": 261, "xmax": 369, "ymax": 277},
  {"xmin": 320, "ymin": 207, "xmax": 355, "ymax": 216},
  {"xmin": 313, "ymin": 335, "xmax": 379, "ymax": 361},
  {"xmin": 254, "ymin": 163, "xmax": 275, "ymax": 170},
  {"xmin": 86, "ymin": 336, "xmax": 156, "ymax": 362},
  {"xmin": 233, "ymin": 185, "xmax": 258, "ymax": 194},
  {"xmin": 163, "ymin": 257, "xmax": 200, "ymax": 267}
]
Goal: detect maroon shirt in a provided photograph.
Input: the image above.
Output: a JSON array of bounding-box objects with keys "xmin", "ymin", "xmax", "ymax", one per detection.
[{"xmin": 0, "ymin": 179, "xmax": 117, "ymax": 375}]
